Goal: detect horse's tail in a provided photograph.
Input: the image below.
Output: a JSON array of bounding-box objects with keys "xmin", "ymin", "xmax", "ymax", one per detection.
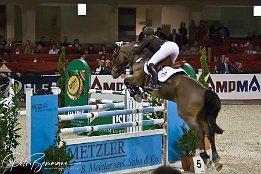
[{"xmin": 204, "ymin": 90, "xmax": 224, "ymax": 134}]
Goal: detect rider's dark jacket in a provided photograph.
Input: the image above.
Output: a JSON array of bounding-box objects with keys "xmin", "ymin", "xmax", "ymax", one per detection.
[{"xmin": 133, "ymin": 35, "xmax": 166, "ymax": 54}]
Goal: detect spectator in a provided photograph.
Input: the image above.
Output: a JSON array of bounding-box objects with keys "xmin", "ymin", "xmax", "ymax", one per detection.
[
  {"xmin": 75, "ymin": 44, "xmax": 84, "ymax": 55},
  {"xmin": 189, "ymin": 41, "xmax": 201, "ymax": 54},
  {"xmin": 15, "ymin": 46, "xmax": 21, "ymax": 54},
  {"xmin": 227, "ymin": 43, "xmax": 238, "ymax": 54},
  {"xmin": 100, "ymin": 59, "xmax": 112, "ymax": 75},
  {"xmin": 99, "ymin": 44, "xmax": 108, "ymax": 54},
  {"xmin": 35, "ymin": 44, "xmax": 43, "ymax": 54},
  {"xmin": 138, "ymin": 26, "xmax": 146, "ymax": 42},
  {"xmin": 152, "ymin": 166, "xmax": 182, "ymax": 174},
  {"xmin": 60, "ymin": 35, "xmax": 70, "ymax": 47},
  {"xmin": 87, "ymin": 44, "xmax": 97, "ymax": 54},
  {"xmin": 24, "ymin": 40, "xmax": 33, "ymax": 54},
  {"xmin": 197, "ymin": 20, "xmax": 208, "ymax": 41},
  {"xmin": 255, "ymin": 45, "xmax": 261, "ymax": 54},
  {"xmin": 168, "ymin": 28, "xmax": 181, "ymax": 46},
  {"xmin": 3, "ymin": 44, "xmax": 12, "ymax": 54},
  {"xmin": 244, "ymin": 44, "xmax": 256, "ymax": 54},
  {"xmin": 220, "ymin": 24, "xmax": 230, "ymax": 40},
  {"xmin": 48, "ymin": 38, "xmax": 55, "ymax": 46},
  {"xmin": 95, "ymin": 57, "xmax": 105, "ymax": 74},
  {"xmin": 232, "ymin": 61, "xmax": 244, "ymax": 74},
  {"xmin": 49, "ymin": 44, "xmax": 60, "ymax": 54},
  {"xmin": 80, "ymin": 52, "xmax": 87, "ymax": 61},
  {"xmin": 178, "ymin": 22, "xmax": 188, "ymax": 45},
  {"xmin": 188, "ymin": 20, "xmax": 197, "ymax": 44},
  {"xmin": 179, "ymin": 44, "xmax": 191, "ymax": 55},
  {"xmin": 73, "ymin": 38, "xmax": 80, "ymax": 48},
  {"xmin": 211, "ymin": 65, "xmax": 219, "ymax": 74},
  {"xmin": 0, "ymin": 35, "xmax": 7, "ymax": 45},
  {"xmin": 58, "ymin": 46, "xmax": 68, "ymax": 54},
  {"xmin": 38, "ymin": 36, "xmax": 47, "ymax": 46},
  {"xmin": 155, "ymin": 27, "xmax": 167, "ymax": 40},
  {"xmin": 217, "ymin": 57, "xmax": 232, "ymax": 74}
]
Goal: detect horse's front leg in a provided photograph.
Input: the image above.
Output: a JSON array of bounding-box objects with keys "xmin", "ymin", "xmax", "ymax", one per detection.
[{"xmin": 124, "ymin": 77, "xmax": 143, "ymax": 102}]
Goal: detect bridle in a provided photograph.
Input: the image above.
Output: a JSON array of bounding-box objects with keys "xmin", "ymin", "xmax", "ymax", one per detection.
[{"xmin": 112, "ymin": 43, "xmax": 137, "ymax": 77}]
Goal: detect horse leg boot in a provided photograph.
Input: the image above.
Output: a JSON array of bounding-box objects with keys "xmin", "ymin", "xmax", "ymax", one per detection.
[
  {"xmin": 146, "ymin": 63, "xmax": 161, "ymax": 90},
  {"xmin": 208, "ymin": 131, "xmax": 223, "ymax": 171}
]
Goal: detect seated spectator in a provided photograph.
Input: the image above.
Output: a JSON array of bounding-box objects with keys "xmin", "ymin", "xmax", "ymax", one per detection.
[
  {"xmin": 24, "ymin": 40, "xmax": 33, "ymax": 54},
  {"xmin": 155, "ymin": 27, "xmax": 167, "ymax": 40},
  {"xmin": 179, "ymin": 44, "xmax": 191, "ymax": 55},
  {"xmin": 60, "ymin": 35, "xmax": 70, "ymax": 47},
  {"xmin": 100, "ymin": 59, "xmax": 112, "ymax": 75},
  {"xmin": 99, "ymin": 44, "xmax": 107, "ymax": 54},
  {"xmin": 58, "ymin": 46, "xmax": 69, "ymax": 54},
  {"xmin": 217, "ymin": 57, "xmax": 232, "ymax": 74},
  {"xmin": 87, "ymin": 44, "xmax": 97, "ymax": 54},
  {"xmin": 15, "ymin": 46, "xmax": 21, "ymax": 54},
  {"xmin": 48, "ymin": 38, "xmax": 55, "ymax": 46},
  {"xmin": 49, "ymin": 44, "xmax": 60, "ymax": 54},
  {"xmin": 244, "ymin": 44, "xmax": 256, "ymax": 54},
  {"xmin": 73, "ymin": 38, "xmax": 80, "ymax": 48},
  {"xmin": 80, "ymin": 52, "xmax": 87, "ymax": 61},
  {"xmin": 95, "ymin": 58, "xmax": 105, "ymax": 74},
  {"xmin": 35, "ymin": 44, "xmax": 43, "ymax": 54},
  {"xmin": 3, "ymin": 44, "xmax": 12, "ymax": 54},
  {"xmin": 168, "ymin": 28, "xmax": 181, "ymax": 46},
  {"xmin": 38, "ymin": 36, "xmax": 47, "ymax": 46},
  {"xmin": 227, "ymin": 43, "xmax": 238, "ymax": 54},
  {"xmin": 232, "ymin": 61, "xmax": 244, "ymax": 74},
  {"xmin": 189, "ymin": 41, "xmax": 201, "ymax": 54},
  {"xmin": 211, "ymin": 65, "xmax": 219, "ymax": 74},
  {"xmin": 75, "ymin": 44, "xmax": 84, "ymax": 55},
  {"xmin": 256, "ymin": 45, "xmax": 261, "ymax": 54}
]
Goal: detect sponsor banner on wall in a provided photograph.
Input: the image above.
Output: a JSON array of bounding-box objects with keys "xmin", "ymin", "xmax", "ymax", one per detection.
[{"xmin": 207, "ymin": 74, "xmax": 261, "ymax": 100}]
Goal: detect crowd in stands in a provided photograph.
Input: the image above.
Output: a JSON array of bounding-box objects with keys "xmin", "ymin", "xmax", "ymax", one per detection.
[{"xmin": 0, "ymin": 19, "xmax": 260, "ymax": 75}]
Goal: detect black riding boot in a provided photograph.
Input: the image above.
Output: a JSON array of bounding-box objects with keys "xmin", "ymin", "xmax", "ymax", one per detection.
[{"xmin": 147, "ymin": 63, "xmax": 161, "ymax": 90}]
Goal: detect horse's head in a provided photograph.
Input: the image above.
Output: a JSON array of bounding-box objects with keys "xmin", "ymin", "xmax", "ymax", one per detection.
[{"xmin": 111, "ymin": 42, "xmax": 136, "ymax": 79}]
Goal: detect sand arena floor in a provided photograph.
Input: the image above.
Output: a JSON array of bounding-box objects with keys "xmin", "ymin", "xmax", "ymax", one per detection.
[{"xmin": 16, "ymin": 105, "xmax": 261, "ymax": 174}]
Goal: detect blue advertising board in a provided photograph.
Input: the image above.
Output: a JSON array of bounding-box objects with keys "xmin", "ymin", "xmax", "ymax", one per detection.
[
  {"xmin": 167, "ymin": 101, "xmax": 189, "ymax": 162},
  {"xmin": 64, "ymin": 133, "xmax": 163, "ymax": 174},
  {"xmin": 31, "ymin": 95, "xmax": 58, "ymax": 162}
]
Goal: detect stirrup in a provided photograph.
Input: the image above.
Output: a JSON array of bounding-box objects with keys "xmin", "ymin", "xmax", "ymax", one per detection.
[{"xmin": 145, "ymin": 82, "xmax": 161, "ymax": 91}]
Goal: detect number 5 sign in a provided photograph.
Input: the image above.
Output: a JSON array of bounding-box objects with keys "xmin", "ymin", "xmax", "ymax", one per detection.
[{"xmin": 191, "ymin": 156, "xmax": 205, "ymax": 173}]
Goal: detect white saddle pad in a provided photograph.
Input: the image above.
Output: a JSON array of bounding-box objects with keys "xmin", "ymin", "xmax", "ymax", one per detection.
[{"xmin": 144, "ymin": 63, "xmax": 185, "ymax": 82}]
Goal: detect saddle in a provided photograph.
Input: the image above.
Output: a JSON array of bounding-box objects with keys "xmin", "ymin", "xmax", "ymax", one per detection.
[{"xmin": 155, "ymin": 56, "xmax": 186, "ymax": 72}]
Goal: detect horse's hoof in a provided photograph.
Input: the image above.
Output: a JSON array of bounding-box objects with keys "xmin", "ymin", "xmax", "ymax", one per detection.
[
  {"xmin": 204, "ymin": 158, "xmax": 212, "ymax": 168},
  {"xmin": 134, "ymin": 95, "xmax": 142, "ymax": 103},
  {"xmin": 212, "ymin": 153, "xmax": 220, "ymax": 163},
  {"xmin": 215, "ymin": 162, "xmax": 223, "ymax": 171}
]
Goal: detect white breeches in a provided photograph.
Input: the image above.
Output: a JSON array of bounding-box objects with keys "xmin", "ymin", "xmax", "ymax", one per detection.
[{"xmin": 148, "ymin": 41, "xmax": 179, "ymax": 65}]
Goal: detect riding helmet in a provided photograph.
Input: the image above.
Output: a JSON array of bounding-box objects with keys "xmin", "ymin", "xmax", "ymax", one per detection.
[{"xmin": 143, "ymin": 27, "xmax": 154, "ymax": 36}]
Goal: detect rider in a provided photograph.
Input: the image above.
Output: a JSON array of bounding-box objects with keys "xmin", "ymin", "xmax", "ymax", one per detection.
[{"xmin": 133, "ymin": 27, "xmax": 179, "ymax": 90}]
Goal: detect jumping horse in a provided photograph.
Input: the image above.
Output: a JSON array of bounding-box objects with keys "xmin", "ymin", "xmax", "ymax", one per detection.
[{"xmin": 111, "ymin": 42, "xmax": 224, "ymax": 171}]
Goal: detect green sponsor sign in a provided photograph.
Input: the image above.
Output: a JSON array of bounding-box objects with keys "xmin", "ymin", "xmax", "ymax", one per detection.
[{"xmin": 64, "ymin": 59, "xmax": 91, "ymax": 129}]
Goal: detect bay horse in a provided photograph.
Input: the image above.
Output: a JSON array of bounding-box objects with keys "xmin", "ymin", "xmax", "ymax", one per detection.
[{"xmin": 111, "ymin": 42, "xmax": 223, "ymax": 171}]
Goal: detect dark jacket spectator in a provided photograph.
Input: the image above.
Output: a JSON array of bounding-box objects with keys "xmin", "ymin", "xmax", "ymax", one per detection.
[
  {"xmin": 168, "ymin": 29, "xmax": 181, "ymax": 46},
  {"xmin": 75, "ymin": 44, "xmax": 84, "ymax": 55},
  {"xmin": 217, "ymin": 57, "xmax": 232, "ymax": 74},
  {"xmin": 73, "ymin": 38, "xmax": 80, "ymax": 48},
  {"xmin": 3, "ymin": 44, "xmax": 12, "ymax": 54},
  {"xmin": 232, "ymin": 62, "xmax": 244, "ymax": 74},
  {"xmin": 0, "ymin": 44, "xmax": 4, "ymax": 54},
  {"xmin": 38, "ymin": 36, "xmax": 47, "ymax": 46},
  {"xmin": 155, "ymin": 27, "xmax": 167, "ymax": 40},
  {"xmin": 87, "ymin": 44, "xmax": 97, "ymax": 54},
  {"xmin": 227, "ymin": 44, "xmax": 238, "ymax": 54},
  {"xmin": 178, "ymin": 22, "xmax": 188, "ymax": 45}
]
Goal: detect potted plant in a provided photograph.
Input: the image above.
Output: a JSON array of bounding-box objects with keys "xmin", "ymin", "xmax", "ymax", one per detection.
[{"xmin": 178, "ymin": 124, "xmax": 199, "ymax": 171}]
